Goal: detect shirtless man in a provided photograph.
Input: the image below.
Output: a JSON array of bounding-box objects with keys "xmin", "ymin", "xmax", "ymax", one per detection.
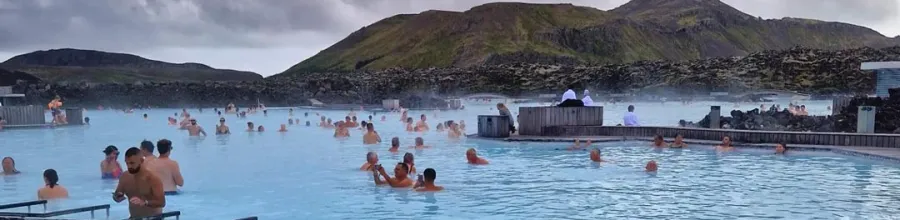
[
  {"xmin": 278, "ymin": 124, "xmax": 288, "ymax": 132},
  {"xmin": 333, "ymin": 121, "xmax": 350, "ymax": 138},
  {"xmin": 141, "ymin": 140, "xmax": 157, "ymax": 164},
  {"xmin": 389, "ymin": 137, "xmax": 400, "ymax": 153},
  {"xmin": 414, "ymin": 168, "xmax": 444, "ymax": 192},
  {"xmin": 715, "ymin": 135, "xmax": 735, "ymax": 152},
  {"xmin": 405, "ymin": 117, "xmax": 414, "ymax": 132},
  {"xmin": 113, "ymin": 147, "xmax": 166, "ymax": 218},
  {"xmin": 414, "ymin": 114, "xmax": 429, "ymax": 132},
  {"xmin": 448, "ymin": 122, "xmax": 462, "ymax": 139},
  {"xmin": 373, "ymin": 163, "xmax": 414, "ymax": 188},
  {"xmin": 360, "ymin": 152, "xmax": 378, "ymax": 171},
  {"xmin": 651, "ymin": 135, "xmax": 667, "ymax": 147},
  {"xmin": 362, "ymin": 123, "xmax": 381, "ymax": 144},
  {"xmin": 410, "ymin": 137, "xmax": 430, "ymax": 149},
  {"xmin": 318, "ymin": 116, "xmax": 327, "ymax": 127},
  {"xmin": 152, "ymin": 140, "xmax": 183, "ymax": 195},
  {"xmin": 466, "ymin": 148, "xmax": 489, "ymax": 165},
  {"xmin": 215, "ymin": 118, "xmax": 230, "ymax": 135},
  {"xmin": 246, "ymin": 122, "xmax": 255, "ymax": 132},
  {"xmin": 186, "ymin": 119, "xmax": 207, "ymax": 136}
]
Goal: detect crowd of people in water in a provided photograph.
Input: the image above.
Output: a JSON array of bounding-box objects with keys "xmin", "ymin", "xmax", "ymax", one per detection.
[{"xmin": 0, "ymin": 97, "xmax": 801, "ymax": 218}]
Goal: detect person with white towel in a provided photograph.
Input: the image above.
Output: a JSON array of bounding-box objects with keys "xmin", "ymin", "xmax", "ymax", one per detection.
[{"xmin": 582, "ymin": 90, "xmax": 594, "ymax": 106}]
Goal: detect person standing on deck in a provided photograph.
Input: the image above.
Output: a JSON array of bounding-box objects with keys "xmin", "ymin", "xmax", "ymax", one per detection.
[
  {"xmin": 623, "ymin": 105, "xmax": 639, "ymax": 126},
  {"xmin": 496, "ymin": 103, "xmax": 516, "ymax": 134}
]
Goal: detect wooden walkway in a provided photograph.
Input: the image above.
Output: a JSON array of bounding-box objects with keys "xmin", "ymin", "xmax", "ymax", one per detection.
[{"xmin": 487, "ymin": 135, "xmax": 900, "ymax": 162}]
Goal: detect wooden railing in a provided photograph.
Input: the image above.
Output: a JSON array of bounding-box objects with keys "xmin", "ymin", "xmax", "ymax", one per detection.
[
  {"xmin": 0, "ymin": 105, "xmax": 46, "ymax": 126},
  {"xmin": 543, "ymin": 126, "xmax": 900, "ymax": 148},
  {"xmin": 517, "ymin": 106, "xmax": 603, "ymax": 135}
]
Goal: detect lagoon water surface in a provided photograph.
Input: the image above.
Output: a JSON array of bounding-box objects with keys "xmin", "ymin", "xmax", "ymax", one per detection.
[{"xmin": 3, "ymin": 100, "xmax": 898, "ymax": 219}]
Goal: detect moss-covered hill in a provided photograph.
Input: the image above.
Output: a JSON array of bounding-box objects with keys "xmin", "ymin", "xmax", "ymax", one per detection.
[
  {"xmin": 1, "ymin": 48, "xmax": 262, "ymax": 83},
  {"xmin": 281, "ymin": 0, "xmax": 899, "ymax": 75}
]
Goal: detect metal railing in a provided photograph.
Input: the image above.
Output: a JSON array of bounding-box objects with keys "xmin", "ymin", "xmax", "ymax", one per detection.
[
  {"xmin": 0, "ymin": 200, "xmax": 47, "ymax": 213},
  {"xmin": 0, "ymin": 204, "xmax": 110, "ymax": 219},
  {"xmin": 126, "ymin": 211, "xmax": 181, "ymax": 220}
]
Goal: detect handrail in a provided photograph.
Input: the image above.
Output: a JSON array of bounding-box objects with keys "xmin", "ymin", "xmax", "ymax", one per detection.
[
  {"xmin": 0, "ymin": 200, "xmax": 47, "ymax": 213},
  {"xmin": 127, "ymin": 211, "xmax": 182, "ymax": 220},
  {"xmin": 0, "ymin": 204, "xmax": 110, "ymax": 218},
  {"xmin": 235, "ymin": 217, "xmax": 258, "ymax": 220}
]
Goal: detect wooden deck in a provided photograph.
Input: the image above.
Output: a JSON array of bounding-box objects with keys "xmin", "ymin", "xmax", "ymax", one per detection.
[
  {"xmin": 541, "ymin": 126, "xmax": 900, "ymax": 148},
  {"xmin": 475, "ymin": 135, "xmax": 900, "ymax": 162},
  {"xmin": 517, "ymin": 106, "xmax": 604, "ymax": 135}
]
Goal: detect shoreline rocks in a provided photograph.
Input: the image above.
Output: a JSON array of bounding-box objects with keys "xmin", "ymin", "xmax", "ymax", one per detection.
[
  {"xmin": 684, "ymin": 108, "xmax": 834, "ymax": 132},
  {"xmin": 4, "ymin": 46, "xmax": 899, "ymax": 108}
]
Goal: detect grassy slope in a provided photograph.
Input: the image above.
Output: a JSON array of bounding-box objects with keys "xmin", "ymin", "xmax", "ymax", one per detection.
[
  {"xmin": 1, "ymin": 49, "xmax": 262, "ymax": 83},
  {"xmin": 282, "ymin": 1, "xmax": 900, "ymax": 75}
]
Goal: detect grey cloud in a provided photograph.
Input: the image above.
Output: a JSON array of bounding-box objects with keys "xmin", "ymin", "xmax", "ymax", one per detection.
[
  {"xmin": 0, "ymin": 0, "xmax": 353, "ymax": 51},
  {"xmin": 725, "ymin": 0, "xmax": 898, "ymax": 24},
  {"xmin": 0, "ymin": 0, "xmax": 897, "ymax": 53}
]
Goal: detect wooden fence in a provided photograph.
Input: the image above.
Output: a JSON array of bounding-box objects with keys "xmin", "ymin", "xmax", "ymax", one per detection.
[
  {"xmin": 65, "ymin": 108, "xmax": 84, "ymax": 125},
  {"xmin": 832, "ymin": 96, "xmax": 854, "ymax": 115},
  {"xmin": 543, "ymin": 126, "xmax": 900, "ymax": 148},
  {"xmin": 477, "ymin": 115, "xmax": 510, "ymax": 138},
  {"xmin": 517, "ymin": 106, "xmax": 603, "ymax": 135},
  {"xmin": 0, "ymin": 106, "xmax": 46, "ymax": 125}
]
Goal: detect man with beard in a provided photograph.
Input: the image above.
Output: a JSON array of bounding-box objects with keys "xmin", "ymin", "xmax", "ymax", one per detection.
[{"xmin": 113, "ymin": 147, "xmax": 166, "ymax": 218}]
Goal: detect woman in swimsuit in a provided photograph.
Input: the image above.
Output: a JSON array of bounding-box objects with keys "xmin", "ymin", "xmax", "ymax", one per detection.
[
  {"xmin": 403, "ymin": 153, "xmax": 417, "ymax": 175},
  {"xmin": 100, "ymin": 146, "xmax": 123, "ymax": 179}
]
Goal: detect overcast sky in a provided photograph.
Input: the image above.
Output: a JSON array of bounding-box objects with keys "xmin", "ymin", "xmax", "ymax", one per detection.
[{"xmin": 0, "ymin": 0, "xmax": 897, "ymax": 76}]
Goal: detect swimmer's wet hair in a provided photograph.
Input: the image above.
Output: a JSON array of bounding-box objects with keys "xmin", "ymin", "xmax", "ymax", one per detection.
[
  {"xmin": 424, "ymin": 168, "xmax": 436, "ymax": 181},
  {"xmin": 140, "ymin": 140, "xmax": 155, "ymax": 153},
  {"xmin": 157, "ymin": 139, "xmax": 173, "ymax": 155},
  {"xmin": 391, "ymin": 137, "xmax": 400, "ymax": 146},
  {"xmin": 43, "ymin": 169, "xmax": 59, "ymax": 188},
  {"xmin": 125, "ymin": 147, "xmax": 141, "ymax": 158},
  {"xmin": 397, "ymin": 162, "xmax": 409, "ymax": 173}
]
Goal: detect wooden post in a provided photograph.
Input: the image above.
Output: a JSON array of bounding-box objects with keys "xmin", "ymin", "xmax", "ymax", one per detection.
[
  {"xmin": 857, "ymin": 106, "xmax": 875, "ymax": 133},
  {"xmin": 477, "ymin": 115, "xmax": 510, "ymax": 138},
  {"xmin": 709, "ymin": 106, "xmax": 721, "ymax": 129},
  {"xmin": 65, "ymin": 108, "xmax": 84, "ymax": 125}
]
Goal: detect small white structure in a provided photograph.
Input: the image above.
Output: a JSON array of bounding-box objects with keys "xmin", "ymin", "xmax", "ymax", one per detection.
[
  {"xmin": 382, "ymin": 99, "xmax": 400, "ymax": 110},
  {"xmin": 862, "ymin": 61, "xmax": 900, "ymax": 97}
]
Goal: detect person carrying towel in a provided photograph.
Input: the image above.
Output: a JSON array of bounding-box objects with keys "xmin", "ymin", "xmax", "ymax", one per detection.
[{"xmin": 557, "ymin": 89, "xmax": 585, "ymax": 107}]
